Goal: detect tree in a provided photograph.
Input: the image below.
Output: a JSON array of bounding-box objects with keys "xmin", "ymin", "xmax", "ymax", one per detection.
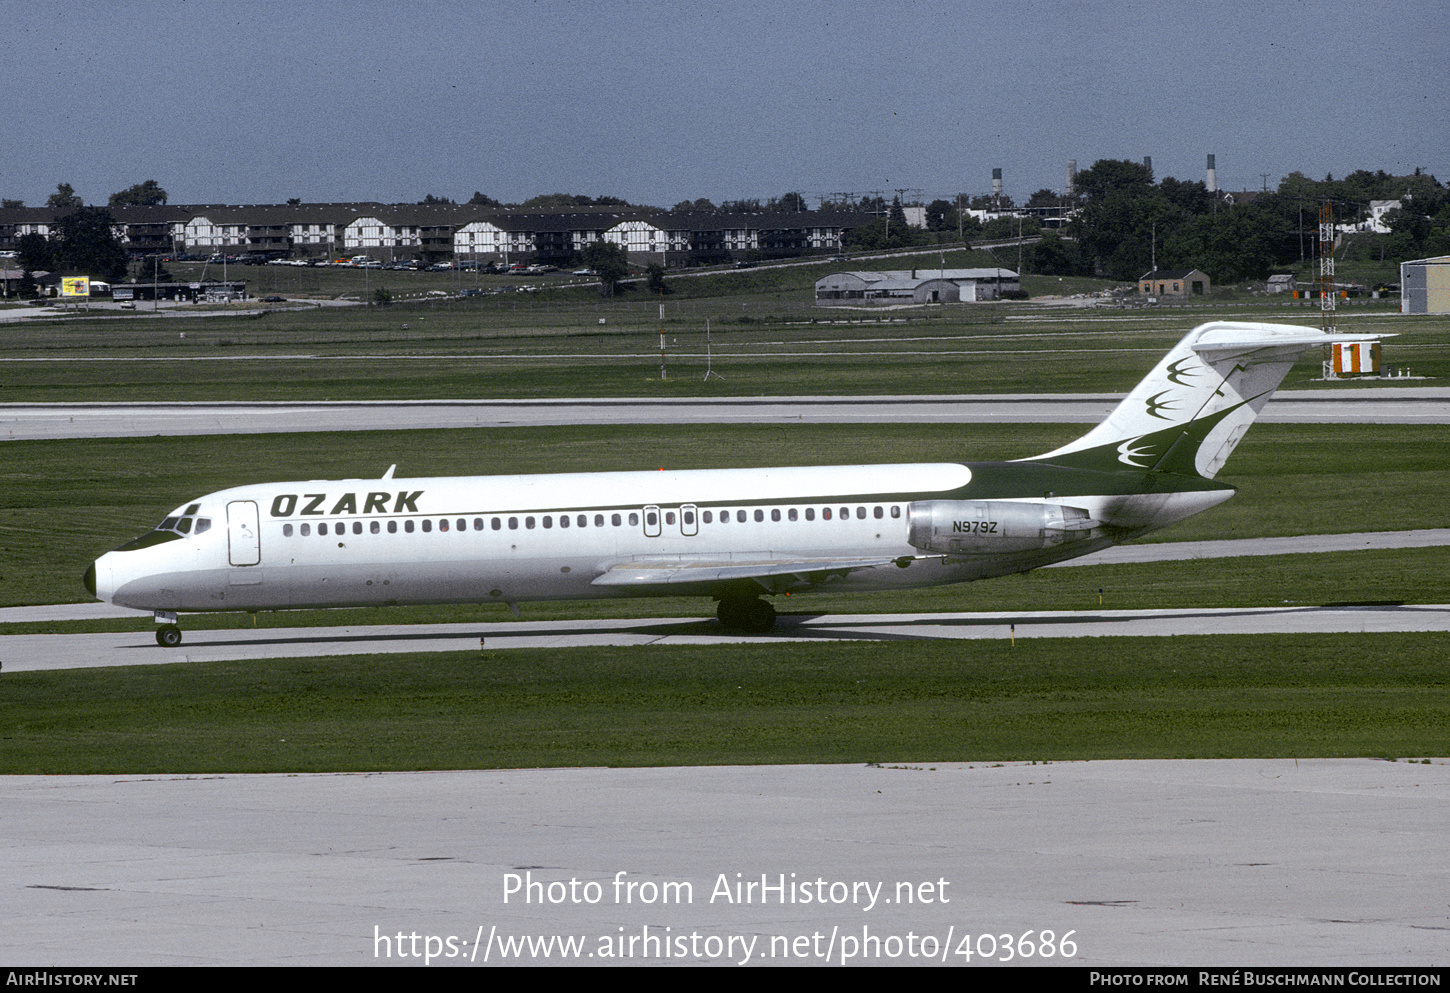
[
  {"xmin": 418, "ymin": 194, "xmax": 454, "ymax": 205},
  {"xmin": 924, "ymin": 199, "xmax": 954, "ymax": 230},
  {"xmin": 46, "ymin": 183, "xmax": 82, "ymax": 209},
  {"xmin": 17, "ymin": 232, "xmax": 54, "ymax": 272},
  {"xmin": 109, "ymin": 180, "xmax": 168, "ymax": 207},
  {"xmin": 646, "ymin": 263, "xmax": 670, "ymax": 295},
  {"xmin": 1, "ymin": 199, "xmax": 22, "ymax": 209},
  {"xmin": 467, "ymin": 191, "xmax": 503, "ymax": 207},
  {"xmin": 52, "ymin": 206, "xmax": 128, "ymax": 280},
  {"xmin": 1073, "ymin": 159, "xmax": 1154, "ymax": 203},
  {"xmin": 581, "ymin": 240, "xmax": 629, "ymax": 296}
]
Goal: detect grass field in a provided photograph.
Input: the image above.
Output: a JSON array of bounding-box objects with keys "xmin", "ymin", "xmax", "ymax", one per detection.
[
  {"xmin": 2, "ymin": 280, "xmax": 1443, "ymax": 401},
  {"xmin": 4, "ymin": 422, "xmax": 1448, "ymax": 611},
  {"xmin": 2, "ymin": 634, "xmax": 1445, "ymax": 774}
]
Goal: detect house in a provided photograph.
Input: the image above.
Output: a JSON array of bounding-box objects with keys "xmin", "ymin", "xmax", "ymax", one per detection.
[
  {"xmin": 1266, "ymin": 274, "xmax": 1297, "ymax": 294},
  {"xmin": 1139, "ymin": 269, "xmax": 1211, "ymax": 297}
]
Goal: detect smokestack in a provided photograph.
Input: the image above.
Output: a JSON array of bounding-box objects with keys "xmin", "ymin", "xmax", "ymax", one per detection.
[
  {"xmin": 1206, "ymin": 154, "xmax": 1217, "ymax": 193},
  {"xmin": 1143, "ymin": 155, "xmax": 1152, "ymax": 176},
  {"xmin": 1066, "ymin": 160, "xmax": 1077, "ymax": 198}
]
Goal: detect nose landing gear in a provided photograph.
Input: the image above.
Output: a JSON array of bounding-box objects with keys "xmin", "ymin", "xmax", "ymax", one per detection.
[{"xmin": 154, "ymin": 610, "xmax": 182, "ymax": 647}]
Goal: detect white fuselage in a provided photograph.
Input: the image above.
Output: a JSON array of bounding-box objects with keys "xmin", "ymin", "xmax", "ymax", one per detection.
[{"xmin": 89, "ymin": 460, "xmax": 1226, "ymax": 615}]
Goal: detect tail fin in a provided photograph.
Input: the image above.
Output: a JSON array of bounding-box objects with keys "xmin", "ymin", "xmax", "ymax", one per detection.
[{"xmin": 1026, "ymin": 321, "xmax": 1389, "ymax": 479}]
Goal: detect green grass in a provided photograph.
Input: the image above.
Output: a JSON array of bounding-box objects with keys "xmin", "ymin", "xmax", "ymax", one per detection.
[
  {"xmin": 3, "ymin": 290, "xmax": 1444, "ymax": 401},
  {"xmin": 4, "ymin": 422, "xmax": 1448, "ymax": 610},
  {"xmin": 2, "ymin": 634, "xmax": 1445, "ymax": 773}
]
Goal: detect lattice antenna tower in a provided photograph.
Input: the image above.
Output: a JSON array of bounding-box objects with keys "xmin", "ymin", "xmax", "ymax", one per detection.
[{"xmin": 1317, "ymin": 203, "xmax": 1337, "ymax": 335}]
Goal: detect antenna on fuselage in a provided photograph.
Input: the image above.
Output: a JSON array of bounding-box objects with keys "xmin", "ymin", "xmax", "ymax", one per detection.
[{"xmin": 382, "ymin": 464, "xmax": 396, "ymax": 480}]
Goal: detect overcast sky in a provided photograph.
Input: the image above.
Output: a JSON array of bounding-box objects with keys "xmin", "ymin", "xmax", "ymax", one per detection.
[{"xmin": 4, "ymin": 0, "xmax": 1446, "ymax": 209}]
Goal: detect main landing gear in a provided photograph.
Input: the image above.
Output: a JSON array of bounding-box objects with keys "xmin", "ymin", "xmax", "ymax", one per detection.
[{"xmin": 716, "ymin": 596, "xmax": 776, "ymax": 634}]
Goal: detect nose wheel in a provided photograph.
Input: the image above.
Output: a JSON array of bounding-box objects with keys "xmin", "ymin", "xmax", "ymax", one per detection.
[{"xmin": 156, "ymin": 626, "xmax": 183, "ymax": 647}]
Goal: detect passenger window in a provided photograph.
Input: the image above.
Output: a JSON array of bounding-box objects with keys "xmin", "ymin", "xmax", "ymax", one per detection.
[
  {"xmin": 457, "ymin": 519, "xmax": 466, "ymax": 532},
  {"xmin": 856, "ymin": 507, "xmax": 866, "ymax": 519},
  {"xmin": 839, "ymin": 507, "xmax": 849, "ymax": 520},
  {"xmin": 543, "ymin": 516, "xmax": 553, "ymax": 529},
  {"xmin": 405, "ymin": 520, "xmax": 415, "ymax": 533},
  {"xmin": 873, "ymin": 506, "xmax": 883, "ymax": 519},
  {"xmin": 319, "ymin": 523, "xmax": 329, "ymax": 536},
  {"xmin": 683, "ymin": 510, "xmax": 694, "ymax": 525},
  {"xmin": 353, "ymin": 521, "xmax": 363, "ymax": 534},
  {"xmin": 891, "ymin": 506, "xmax": 901, "ymax": 519},
  {"xmin": 424, "ymin": 519, "xmax": 434, "ymax": 532},
  {"xmin": 388, "ymin": 520, "xmax": 398, "ymax": 533},
  {"xmin": 301, "ymin": 523, "xmax": 311, "ymax": 536},
  {"xmin": 770, "ymin": 509, "xmax": 780, "ymax": 522},
  {"xmin": 611, "ymin": 513, "xmax": 621, "ymax": 526},
  {"xmin": 526, "ymin": 517, "xmax": 536, "ymax": 529},
  {"xmin": 788, "ymin": 508, "xmax": 797, "ymax": 521},
  {"xmin": 663, "ymin": 511, "xmax": 674, "ymax": 526},
  {"xmin": 595, "ymin": 514, "xmax": 605, "ymax": 527},
  {"xmin": 806, "ymin": 508, "xmax": 815, "ymax": 521},
  {"xmin": 736, "ymin": 510, "xmax": 746, "ymax": 523},
  {"xmin": 508, "ymin": 517, "xmax": 519, "ymax": 530},
  {"xmin": 283, "ymin": 523, "xmax": 293, "ymax": 537},
  {"xmin": 702, "ymin": 510, "xmax": 713, "ymax": 524},
  {"xmin": 559, "ymin": 515, "xmax": 570, "ymax": 528},
  {"xmin": 491, "ymin": 518, "xmax": 501, "ymax": 530},
  {"xmin": 646, "ymin": 511, "xmax": 657, "ymax": 526},
  {"xmin": 823, "ymin": 508, "xmax": 832, "ymax": 520},
  {"xmin": 578, "ymin": 515, "xmax": 587, "ymax": 528},
  {"xmin": 370, "ymin": 521, "xmax": 380, "ymax": 534},
  {"xmin": 628, "ymin": 513, "xmax": 639, "ymax": 526}
]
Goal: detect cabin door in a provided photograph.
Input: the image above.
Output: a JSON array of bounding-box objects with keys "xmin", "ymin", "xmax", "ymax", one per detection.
[{"xmin": 227, "ymin": 500, "xmax": 261, "ymax": 566}]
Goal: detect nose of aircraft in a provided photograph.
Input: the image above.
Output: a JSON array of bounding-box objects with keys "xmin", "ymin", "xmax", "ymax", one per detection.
[{"xmin": 84, "ymin": 554, "xmax": 115, "ymax": 603}]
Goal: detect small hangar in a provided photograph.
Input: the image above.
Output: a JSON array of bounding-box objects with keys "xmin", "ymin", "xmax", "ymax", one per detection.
[
  {"xmin": 815, "ymin": 268, "xmax": 1020, "ymax": 306},
  {"xmin": 1400, "ymin": 256, "xmax": 1450, "ymax": 315}
]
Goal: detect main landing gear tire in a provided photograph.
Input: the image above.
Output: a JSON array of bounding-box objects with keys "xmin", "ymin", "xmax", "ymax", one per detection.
[
  {"xmin": 717, "ymin": 597, "xmax": 776, "ymax": 634},
  {"xmin": 156, "ymin": 626, "xmax": 183, "ymax": 647}
]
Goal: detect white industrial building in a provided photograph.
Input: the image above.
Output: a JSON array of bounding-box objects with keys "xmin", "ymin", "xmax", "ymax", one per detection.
[{"xmin": 815, "ymin": 268, "xmax": 1020, "ymax": 305}]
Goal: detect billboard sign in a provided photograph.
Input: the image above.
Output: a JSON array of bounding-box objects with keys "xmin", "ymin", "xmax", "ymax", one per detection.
[{"xmin": 61, "ymin": 277, "xmax": 91, "ymax": 297}]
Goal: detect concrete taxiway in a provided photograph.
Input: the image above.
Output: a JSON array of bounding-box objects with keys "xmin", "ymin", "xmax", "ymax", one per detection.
[
  {"xmin": 4, "ymin": 760, "xmax": 1447, "ymax": 966},
  {"xmin": 2, "ymin": 388, "xmax": 1447, "ymax": 440},
  {"xmin": 4, "ymin": 604, "xmax": 1449, "ymax": 672}
]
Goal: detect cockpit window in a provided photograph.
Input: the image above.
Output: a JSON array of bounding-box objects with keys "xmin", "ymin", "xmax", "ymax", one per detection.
[{"xmin": 152, "ymin": 510, "xmax": 211, "ymax": 539}]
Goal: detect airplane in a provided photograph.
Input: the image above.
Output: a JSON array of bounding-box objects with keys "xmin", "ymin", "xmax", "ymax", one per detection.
[{"xmin": 84, "ymin": 321, "xmax": 1385, "ymax": 646}]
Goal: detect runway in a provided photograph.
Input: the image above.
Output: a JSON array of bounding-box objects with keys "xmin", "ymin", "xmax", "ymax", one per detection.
[
  {"xmin": 4, "ymin": 760, "xmax": 1447, "ymax": 966},
  {"xmin": 3, "ymin": 388, "xmax": 1447, "ymax": 440}
]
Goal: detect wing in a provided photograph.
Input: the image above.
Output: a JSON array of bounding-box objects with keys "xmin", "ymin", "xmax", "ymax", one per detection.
[{"xmin": 591, "ymin": 554, "xmax": 910, "ymax": 595}]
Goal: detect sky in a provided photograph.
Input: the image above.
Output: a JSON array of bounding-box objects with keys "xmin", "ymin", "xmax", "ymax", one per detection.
[{"xmin": 3, "ymin": 0, "xmax": 1447, "ymax": 210}]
